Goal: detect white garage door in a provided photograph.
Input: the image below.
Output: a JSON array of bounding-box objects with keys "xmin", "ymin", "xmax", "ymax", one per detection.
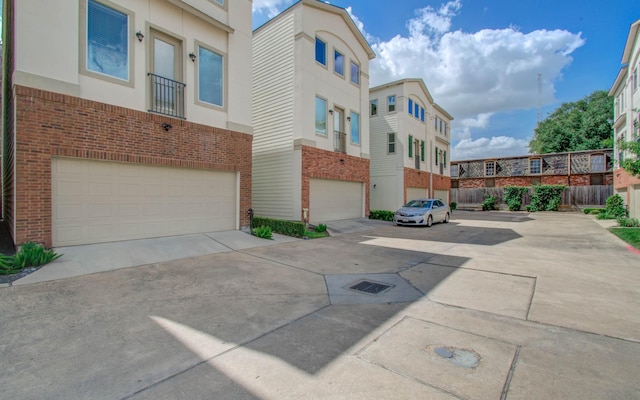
[
  {"xmin": 52, "ymin": 158, "xmax": 237, "ymax": 246},
  {"xmin": 434, "ymin": 189, "xmax": 449, "ymax": 204},
  {"xmin": 406, "ymin": 187, "xmax": 428, "ymax": 202},
  {"xmin": 309, "ymin": 178, "xmax": 363, "ymax": 223}
]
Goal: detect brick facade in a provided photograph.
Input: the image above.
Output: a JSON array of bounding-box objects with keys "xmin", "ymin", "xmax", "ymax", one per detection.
[
  {"xmin": 301, "ymin": 146, "xmax": 370, "ymax": 220},
  {"xmin": 402, "ymin": 167, "xmax": 450, "ymax": 202},
  {"xmin": 11, "ymin": 85, "xmax": 252, "ymax": 247},
  {"xmin": 614, "ymin": 167, "xmax": 640, "ymax": 190}
]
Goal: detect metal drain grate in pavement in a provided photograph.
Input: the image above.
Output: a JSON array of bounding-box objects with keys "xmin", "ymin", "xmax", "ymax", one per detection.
[{"xmin": 348, "ymin": 280, "xmax": 394, "ymax": 295}]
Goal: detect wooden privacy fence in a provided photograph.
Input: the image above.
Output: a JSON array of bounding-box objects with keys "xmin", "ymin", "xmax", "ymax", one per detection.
[{"xmin": 451, "ymin": 185, "xmax": 612, "ymax": 207}]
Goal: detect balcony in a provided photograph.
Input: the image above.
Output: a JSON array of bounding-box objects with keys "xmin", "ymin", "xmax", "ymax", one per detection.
[
  {"xmin": 334, "ymin": 131, "xmax": 347, "ymax": 153},
  {"xmin": 148, "ymin": 73, "xmax": 186, "ymax": 119}
]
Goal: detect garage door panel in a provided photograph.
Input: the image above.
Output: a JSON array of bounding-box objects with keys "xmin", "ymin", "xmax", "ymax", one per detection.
[
  {"xmin": 310, "ymin": 179, "xmax": 363, "ymax": 223},
  {"xmin": 406, "ymin": 187, "xmax": 427, "ymax": 202},
  {"xmin": 52, "ymin": 158, "xmax": 237, "ymax": 246}
]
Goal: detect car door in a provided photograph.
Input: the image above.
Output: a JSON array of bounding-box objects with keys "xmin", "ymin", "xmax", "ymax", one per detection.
[{"xmin": 433, "ymin": 200, "xmax": 445, "ymax": 221}]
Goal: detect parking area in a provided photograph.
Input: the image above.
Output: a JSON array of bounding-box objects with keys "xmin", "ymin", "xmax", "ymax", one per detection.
[{"xmin": 0, "ymin": 211, "xmax": 638, "ymax": 399}]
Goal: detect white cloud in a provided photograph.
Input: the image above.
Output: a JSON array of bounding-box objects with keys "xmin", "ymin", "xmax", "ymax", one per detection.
[
  {"xmin": 452, "ymin": 136, "xmax": 531, "ymax": 160},
  {"xmin": 367, "ymin": 1, "xmax": 585, "ymax": 123},
  {"xmin": 252, "ymin": 0, "xmax": 293, "ymax": 18}
]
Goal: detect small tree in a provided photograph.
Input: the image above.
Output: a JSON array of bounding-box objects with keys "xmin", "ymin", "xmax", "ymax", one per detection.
[
  {"xmin": 618, "ymin": 140, "xmax": 640, "ymax": 177},
  {"xmin": 528, "ymin": 185, "xmax": 566, "ymax": 212},
  {"xmin": 503, "ymin": 186, "xmax": 529, "ymax": 211}
]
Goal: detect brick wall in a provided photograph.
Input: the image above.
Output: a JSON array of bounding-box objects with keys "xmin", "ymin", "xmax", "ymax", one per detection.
[
  {"xmin": 614, "ymin": 167, "xmax": 640, "ymax": 190},
  {"xmin": 12, "ymin": 85, "xmax": 252, "ymax": 247},
  {"xmin": 301, "ymin": 146, "xmax": 370, "ymax": 220}
]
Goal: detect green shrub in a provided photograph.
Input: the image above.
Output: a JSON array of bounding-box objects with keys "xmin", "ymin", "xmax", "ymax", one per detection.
[
  {"xmin": 0, "ymin": 242, "xmax": 62, "ymax": 275},
  {"xmin": 616, "ymin": 217, "xmax": 640, "ymax": 227},
  {"xmin": 583, "ymin": 208, "xmax": 604, "ymax": 215},
  {"xmin": 528, "ymin": 185, "xmax": 566, "ymax": 211},
  {"xmin": 369, "ymin": 210, "xmax": 394, "ymax": 221},
  {"xmin": 605, "ymin": 194, "xmax": 627, "ymax": 218},
  {"xmin": 252, "ymin": 216, "xmax": 305, "ymax": 237},
  {"xmin": 482, "ymin": 196, "xmax": 496, "ymax": 211},
  {"xmin": 449, "ymin": 202, "xmax": 457, "ymax": 211},
  {"xmin": 503, "ymin": 186, "xmax": 529, "ymax": 211},
  {"xmin": 252, "ymin": 225, "xmax": 273, "ymax": 239},
  {"xmin": 314, "ymin": 223, "xmax": 327, "ymax": 233}
]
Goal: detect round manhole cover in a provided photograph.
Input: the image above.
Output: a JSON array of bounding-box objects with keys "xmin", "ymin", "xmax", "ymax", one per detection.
[{"xmin": 432, "ymin": 346, "xmax": 480, "ymax": 368}]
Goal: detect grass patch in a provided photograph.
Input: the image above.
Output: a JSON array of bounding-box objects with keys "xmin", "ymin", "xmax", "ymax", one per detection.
[
  {"xmin": 304, "ymin": 230, "xmax": 329, "ymax": 239},
  {"xmin": 609, "ymin": 228, "xmax": 640, "ymax": 250}
]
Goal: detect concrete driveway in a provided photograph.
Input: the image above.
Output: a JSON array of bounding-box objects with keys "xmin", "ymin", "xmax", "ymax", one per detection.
[{"xmin": 0, "ymin": 211, "xmax": 638, "ymax": 399}]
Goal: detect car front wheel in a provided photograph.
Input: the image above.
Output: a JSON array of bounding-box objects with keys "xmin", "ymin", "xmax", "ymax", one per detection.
[
  {"xmin": 444, "ymin": 213, "xmax": 450, "ymax": 223},
  {"xmin": 426, "ymin": 215, "xmax": 433, "ymax": 227}
]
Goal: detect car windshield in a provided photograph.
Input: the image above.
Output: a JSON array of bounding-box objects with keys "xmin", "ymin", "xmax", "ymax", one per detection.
[{"xmin": 404, "ymin": 200, "xmax": 432, "ymax": 208}]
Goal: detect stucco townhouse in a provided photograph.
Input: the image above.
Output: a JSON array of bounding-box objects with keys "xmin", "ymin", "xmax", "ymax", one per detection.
[
  {"xmin": 610, "ymin": 18, "xmax": 640, "ymax": 219},
  {"xmin": 1, "ymin": 0, "xmax": 253, "ymax": 247},
  {"xmin": 369, "ymin": 79, "xmax": 453, "ymax": 211},
  {"xmin": 252, "ymin": 0, "xmax": 375, "ymax": 224}
]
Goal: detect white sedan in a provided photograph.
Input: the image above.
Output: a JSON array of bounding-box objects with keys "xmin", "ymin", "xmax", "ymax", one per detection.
[{"xmin": 393, "ymin": 199, "xmax": 450, "ymax": 227}]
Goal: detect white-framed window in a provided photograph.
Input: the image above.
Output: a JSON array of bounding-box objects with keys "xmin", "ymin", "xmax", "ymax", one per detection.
[
  {"xmin": 388, "ymin": 133, "xmax": 395, "ymax": 154},
  {"xmin": 197, "ymin": 45, "xmax": 224, "ymax": 107},
  {"xmin": 350, "ymin": 112, "xmax": 360, "ymax": 145},
  {"xmin": 334, "ymin": 50, "xmax": 344, "ymax": 76},
  {"xmin": 408, "ymin": 99, "xmax": 413, "ymax": 116},
  {"xmin": 388, "ymin": 95, "xmax": 396, "ymax": 112},
  {"xmin": 315, "ymin": 96, "xmax": 327, "ymax": 135},
  {"xmin": 590, "ymin": 154, "xmax": 605, "ymax": 172},
  {"xmin": 83, "ymin": 0, "xmax": 131, "ymax": 82},
  {"xmin": 350, "ymin": 61, "xmax": 360, "ymax": 85},
  {"xmin": 485, "ymin": 161, "xmax": 496, "ymax": 176},
  {"xmin": 451, "ymin": 164, "xmax": 459, "ymax": 178},
  {"xmin": 315, "ymin": 37, "xmax": 326, "ymax": 66},
  {"xmin": 529, "ymin": 158, "xmax": 542, "ymax": 175},
  {"xmin": 370, "ymin": 99, "xmax": 378, "ymax": 116}
]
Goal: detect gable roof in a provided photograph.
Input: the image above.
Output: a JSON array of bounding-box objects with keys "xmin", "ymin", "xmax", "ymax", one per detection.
[{"xmin": 254, "ymin": 0, "xmax": 375, "ymax": 60}]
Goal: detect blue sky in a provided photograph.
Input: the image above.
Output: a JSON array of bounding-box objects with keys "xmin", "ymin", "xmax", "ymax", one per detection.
[{"xmin": 253, "ymin": 0, "xmax": 639, "ymax": 160}]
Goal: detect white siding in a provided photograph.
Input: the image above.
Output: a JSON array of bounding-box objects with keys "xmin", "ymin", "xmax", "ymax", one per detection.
[{"xmin": 252, "ymin": 12, "xmax": 297, "ymax": 219}]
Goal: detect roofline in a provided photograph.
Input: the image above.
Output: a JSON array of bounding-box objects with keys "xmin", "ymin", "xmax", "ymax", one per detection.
[
  {"xmin": 433, "ymin": 102, "xmax": 454, "ymax": 120},
  {"xmin": 609, "ymin": 65, "xmax": 629, "ymax": 96},
  {"xmin": 621, "ymin": 19, "xmax": 640, "ymax": 63},
  {"xmin": 254, "ymin": 0, "xmax": 376, "ymax": 60}
]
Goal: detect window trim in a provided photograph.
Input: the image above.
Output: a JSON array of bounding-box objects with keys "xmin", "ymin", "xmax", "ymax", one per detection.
[
  {"xmin": 80, "ymin": 0, "xmax": 135, "ymax": 87},
  {"xmin": 408, "ymin": 134, "xmax": 414, "ymax": 158},
  {"xmin": 450, "ymin": 164, "xmax": 459, "ymax": 178},
  {"xmin": 315, "ymin": 96, "xmax": 328, "ymax": 136},
  {"xmin": 350, "ymin": 60, "xmax": 360, "ymax": 86},
  {"xmin": 590, "ymin": 153, "xmax": 606, "ymax": 173},
  {"xmin": 194, "ymin": 41, "xmax": 226, "ymax": 110},
  {"xmin": 350, "ymin": 111, "xmax": 360, "ymax": 145},
  {"xmin": 388, "ymin": 95, "xmax": 396, "ymax": 112},
  {"xmin": 334, "ymin": 49, "xmax": 345, "ymax": 77},
  {"xmin": 315, "ymin": 37, "xmax": 327, "ymax": 67},
  {"xmin": 387, "ymin": 132, "xmax": 396, "ymax": 154},
  {"xmin": 529, "ymin": 157, "xmax": 542, "ymax": 175},
  {"xmin": 209, "ymin": 0, "xmax": 227, "ymax": 10},
  {"xmin": 370, "ymin": 99, "xmax": 378, "ymax": 117},
  {"xmin": 485, "ymin": 160, "xmax": 496, "ymax": 177}
]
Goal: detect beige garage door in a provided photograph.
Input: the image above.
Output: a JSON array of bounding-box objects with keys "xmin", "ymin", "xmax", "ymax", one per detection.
[
  {"xmin": 434, "ymin": 189, "xmax": 449, "ymax": 204},
  {"xmin": 406, "ymin": 187, "xmax": 428, "ymax": 202},
  {"xmin": 309, "ymin": 178, "xmax": 363, "ymax": 223},
  {"xmin": 52, "ymin": 158, "xmax": 237, "ymax": 246}
]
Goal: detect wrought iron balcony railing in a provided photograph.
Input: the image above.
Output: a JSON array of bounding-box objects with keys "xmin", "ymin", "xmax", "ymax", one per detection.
[
  {"xmin": 148, "ymin": 73, "xmax": 186, "ymax": 119},
  {"xmin": 334, "ymin": 131, "xmax": 347, "ymax": 154}
]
